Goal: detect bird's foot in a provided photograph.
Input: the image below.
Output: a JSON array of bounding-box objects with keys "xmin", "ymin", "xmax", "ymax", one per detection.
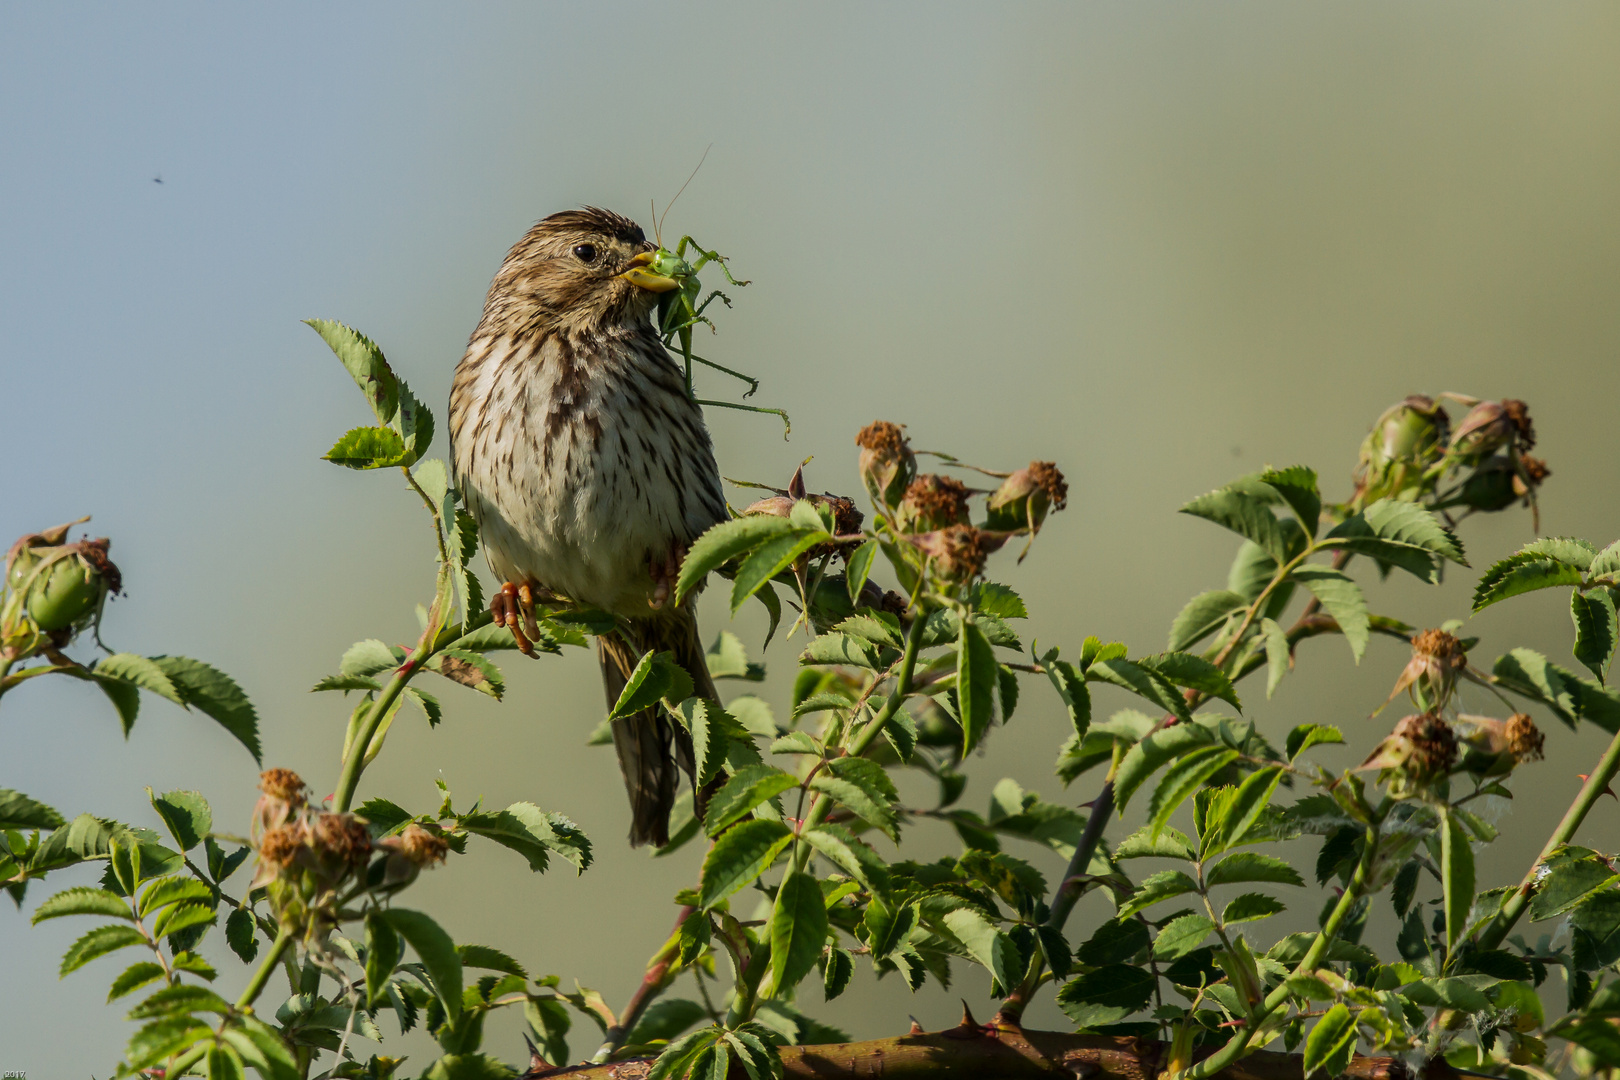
[
  {"xmin": 647, "ymin": 546, "xmax": 687, "ymax": 610},
  {"xmin": 491, "ymin": 580, "xmax": 548, "ymax": 655}
]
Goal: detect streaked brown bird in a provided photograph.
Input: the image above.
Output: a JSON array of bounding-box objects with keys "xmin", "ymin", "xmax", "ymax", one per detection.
[{"xmin": 449, "ymin": 207, "xmax": 727, "ymax": 847}]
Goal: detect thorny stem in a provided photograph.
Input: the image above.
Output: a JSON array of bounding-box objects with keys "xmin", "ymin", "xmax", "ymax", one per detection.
[
  {"xmin": 594, "ymin": 906, "xmax": 694, "ymax": 1062},
  {"xmin": 1475, "ymin": 723, "xmax": 1620, "ymax": 951}
]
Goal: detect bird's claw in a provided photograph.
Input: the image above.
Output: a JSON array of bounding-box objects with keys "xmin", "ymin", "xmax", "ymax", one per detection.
[
  {"xmin": 491, "ymin": 580, "xmax": 545, "ymax": 656},
  {"xmin": 647, "ymin": 546, "xmax": 686, "ymax": 610}
]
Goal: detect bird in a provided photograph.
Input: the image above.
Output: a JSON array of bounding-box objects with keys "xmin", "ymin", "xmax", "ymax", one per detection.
[{"xmin": 448, "ymin": 207, "xmax": 728, "ymax": 847}]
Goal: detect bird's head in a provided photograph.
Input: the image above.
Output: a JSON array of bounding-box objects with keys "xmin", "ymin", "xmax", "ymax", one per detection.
[{"xmin": 483, "ymin": 206, "xmax": 675, "ymax": 335}]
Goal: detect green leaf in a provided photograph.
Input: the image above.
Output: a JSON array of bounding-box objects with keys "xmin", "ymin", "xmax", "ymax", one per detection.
[
  {"xmin": 706, "ymin": 631, "xmax": 766, "ymax": 682},
  {"xmin": 382, "ymin": 908, "xmax": 462, "ymax": 1021},
  {"xmin": 676, "ymin": 516, "xmax": 798, "ymax": 606},
  {"xmin": 1222, "ymin": 892, "xmax": 1286, "ymax": 924},
  {"xmin": 1203, "ymin": 766, "xmax": 1285, "ymax": 857},
  {"xmin": 846, "ymin": 540, "xmax": 879, "ymax": 605},
  {"xmin": 1077, "ymin": 918, "xmax": 1151, "ymax": 966},
  {"xmin": 1057, "ymin": 964, "xmax": 1155, "ymax": 1028},
  {"xmin": 1168, "ymin": 590, "xmax": 1249, "ymax": 653},
  {"xmin": 151, "ymin": 900, "xmax": 216, "ymax": 940},
  {"xmin": 221, "ymin": 1016, "xmax": 300, "ymax": 1080},
  {"xmin": 1286, "ymin": 724, "xmax": 1343, "ymax": 762},
  {"xmin": 1259, "ymin": 466, "xmax": 1321, "ymax": 539},
  {"xmin": 1529, "ymin": 848, "xmax": 1620, "ymax": 921},
  {"xmin": 1042, "ymin": 655, "xmax": 1090, "ymax": 740},
  {"xmin": 802, "ymin": 824, "xmax": 891, "ymax": 899},
  {"xmin": 823, "ymin": 947, "xmax": 854, "ymax": 1001},
  {"xmin": 940, "ymin": 907, "xmax": 1019, "ymax": 990},
  {"xmin": 1113, "ymin": 724, "xmax": 1217, "ymax": 811},
  {"xmin": 1114, "ymin": 824, "xmax": 1196, "ymax": 861},
  {"xmin": 1441, "ymin": 808, "xmax": 1475, "ymax": 961},
  {"xmin": 698, "ymin": 819, "xmax": 793, "ymax": 910},
  {"xmin": 0, "ymin": 788, "xmax": 64, "ymax": 831},
  {"xmin": 306, "ymin": 318, "xmax": 432, "ymax": 466},
  {"xmin": 94, "ymin": 670, "xmax": 141, "ymax": 734},
  {"xmin": 430, "ymin": 648, "xmax": 506, "ymax": 699},
  {"xmin": 1205, "ymin": 853, "xmax": 1305, "ymax": 892},
  {"xmin": 607, "ymin": 651, "xmax": 692, "ymax": 720},
  {"xmin": 1473, "ymin": 553, "xmax": 1584, "ymax": 612},
  {"xmin": 1147, "ymin": 746, "xmax": 1239, "ymax": 840},
  {"xmin": 127, "ymin": 983, "xmax": 232, "ymax": 1019},
  {"xmin": 800, "ymin": 632, "xmax": 888, "ymax": 669},
  {"xmin": 137, "ymin": 876, "xmax": 213, "ymax": 918},
  {"xmin": 342, "ymin": 639, "xmax": 401, "ymax": 678},
  {"xmin": 1136, "ymin": 652, "xmax": 1241, "ymax": 710},
  {"xmin": 324, "ymin": 424, "xmax": 408, "ymax": 469},
  {"xmin": 731, "ymin": 529, "xmax": 828, "ymax": 613},
  {"xmin": 462, "ymin": 804, "xmax": 591, "ymax": 874},
  {"xmin": 97, "ymin": 653, "xmax": 183, "ymax": 703},
  {"xmin": 1181, "ymin": 486, "xmax": 1288, "ymax": 563},
  {"xmin": 364, "ymin": 910, "xmax": 402, "ymax": 1008},
  {"xmin": 809, "ymin": 758, "xmax": 899, "ymax": 841},
  {"xmin": 1290, "ymin": 566, "xmax": 1369, "ymax": 661},
  {"xmin": 32, "ymin": 886, "xmax": 133, "ymax": 923},
  {"xmin": 107, "ymin": 961, "xmax": 167, "ymax": 1002},
  {"xmin": 1592, "ymin": 539, "xmax": 1620, "ymax": 581},
  {"xmin": 149, "ymin": 656, "xmax": 261, "ymax": 762},
  {"xmin": 958, "ymin": 617, "xmax": 998, "ymax": 754},
  {"xmin": 1522, "ymin": 536, "xmax": 1598, "ymax": 569},
  {"xmin": 149, "ymin": 789, "xmax": 211, "ymax": 852},
  {"xmin": 1323, "ymin": 499, "xmax": 1466, "ymax": 583},
  {"xmin": 60, "ymin": 923, "xmax": 145, "ymax": 974},
  {"xmin": 1119, "ymin": 870, "xmax": 1200, "ymax": 917},
  {"xmin": 767, "ymin": 872, "xmax": 829, "ymax": 996},
  {"xmin": 974, "ymin": 581, "xmax": 1028, "ymax": 620},
  {"xmin": 225, "ymin": 908, "xmax": 258, "ymax": 963},
  {"xmin": 126, "ymin": 1017, "xmax": 214, "ymax": 1071},
  {"xmin": 407, "ymin": 686, "xmax": 443, "ymax": 726},
  {"xmin": 862, "ymin": 897, "xmax": 918, "ymax": 961},
  {"xmin": 679, "ymin": 698, "xmax": 743, "ymax": 789},
  {"xmin": 704, "ymin": 765, "xmax": 799, "ymax": 837},
  {"xmin": 1088, "ymin": 658, "xmax": 1192, "ymax": 723},
  {"xmin": 207, "ymin": 1044, "xmax": 246, "ymax": 1080},
  {"xmin": 1572, "ymin": 588, "xmax": 1617, "ymax": 684},
  {"xmin": 1303, "ymin": 1003, "xmax": 1357, "ymax": 1079},
  {"xmin": 1152, "ymin": 914, "xmax": 1214, "ymax": 960},
  {"xmin": 1262, "ymin": 617, "xmax": 1290, "ymax": 700}
]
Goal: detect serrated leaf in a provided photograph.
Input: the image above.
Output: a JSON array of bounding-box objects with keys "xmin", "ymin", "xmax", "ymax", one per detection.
[
  {"xmin": 31, "ymin": 886, "xmax": 133, "ymax": 923},
  {"xmin": 1113, "ymin": 724, "xmax": 1217, "ymax": 811},
  {"xmin": 306, "ymin": 318, "xmax": 432, "ymax": 466},
  {"xmin": 127, "ymin": 983, "xmax": 231, "ymax": 1020},
  {"xmin": 342, "ymin": 639, "xmax": 401, "ymax": 678},
  {"xmin": 1168, "ymin": 590, "xmax": 1248, "ymax": 653},
  {"xmin": 1115, "ymin": 823, "xmax": 1196, "ymax": 861},
  {"xmin": 823, "ymin": 947, "xmax": 853, "ymax": 1001},
  {"xmin": 97, "ymin": 653, "xmax": 183, "ymax": 703},
  {"xmin": 60, "ymin": 923, "xmax": 145, "ymax": 974},
  {"xmin": 225, "ymin": 907, "xmax": 258, "ymax": 963},
  {"xmin": 137, "ymin": 876, "xmax": 212, "ymax": 918},
  {"xmin": 324, "ymin": 424, "xmax": 408, "ymax": 469},
  {"xmin": 1119, "ymin": 869, "xmax": 1200, "ymax": 917},
  {"xmin": 1262, "ymin": 617, "xmax": 1290, "ymax": 700},
  {"xmin": 704, "ymin": 765, "xmax": 799, "ymax": 837},
  {"xmin": 698, "ymin": 819, "xmax": 793, "ymax": 910},
  {"xmin": 1303, "ymin": 1003, "xmax": 1357, "ymax": 1079},
  {"xmin": 311, "ymin": 674, "xmax": 382, "ymax": 693},
  {"xmin": 1152, "ymin": 914, "xmax": 1214, "ymax": 960},
  {"xmin": 149, "ymin": 790, "xmax": 211, "ymax": 852},
  {"xmin": 862, "ymin": 897, "xmax": 918, "ymax": 961},
  {"xmin": 803, "ymin": 824, "xmax": 891, "ymax": 898},
  {"xmin": 1473, "ymin": 553, "xmax": 1584, "ymax": 612},
  {"xmin": 151, "ymin": 900, "xmax": 215, "ymax": 940},
  {"xmin": 940, "ymin": 907, "xmax": 1019, "ymax": 990},
  {"xmin": 462, "ymin": 804, "xmax": 591, "ymax": 874},
  {"xmin": 1324, "ymin": 499, "xmax": 1466, "ymax": 583},
  {"xmin": 1203, "ymin": 766, "xmax": 1284, "ymax": 857},
  {"xmin": 1042, "ymin": 656, "xmax": 1090, "ymax": 740},
  {"xmin": 1206, "ymin": 851, "xmax": 1305, "ymax": 888},
  {"xmin": 366, "ymin": 910, "xmax": 403, "ymax": 1008},
  {"xmin": 846, "ymin": 540, "xmax": 879, "ymax": 605},
  {"xmin": 607, "ymin": 651, "xmax": 690, "ymax": 720},
  {"xmin": 1441, "ymin": 808, "xmax": 1474, "ymax": 961},
  {"xmin": 1137, "ymin": 652, "xmax": 1241, "ymax": 710},
  {"xmin": 1147, "ymin": 746, "xmax": 1239, "ymax": 840},
  {"xmin": 975, "ymin": 581, "xmax": 1028, "ymax": 619},
  {"xmin": 1572, "ymin": 588, "xmax": 1617, "ymax": 684},
  {"xmin": 1290, "ymin": 566, "xmax": 1369, "ymax": 661},
  {"xmin": 1181, "ymin": 487, "xmax": 1288, "ymax": 563},
  {"xmin": 800, "ymin": 633, "xmax": 888, "ymax": 669},
  {"xmin": 809, "ymin": 758, "xmax": 899, "ymax": 840},
  {"xmin": 1260, "ymin": 466, "xmax": 1321, "ymax": 539},
  {"xmin": 1088, "ymin": 657, "xmax": 1192, "ymax": 723},
  {"xmin": 677, "ymin": 516, "xmax": 798, "ymax": 606},
  {"xmin": 107, "ymin": 961, "xmax": 166, "ymax": 1002},
  {"xmin": 767, "ymin": 872, "xmax": 828, "ymax": 996},
  {"xmin": 706, "ymin": 631, "xmax": 765, "ymax": 681},
  {"xmin": 0, "ymin": 788, "xmax": 64, "ymax": 831},
  {"xmin": 126, "ymin": 1017, "xmax": 213, "ymax": 1071},
  {"xmin": 1057, "ymin": 963, "xmax": 1155, "ymax": 1028},
  {"xmin": 207, "ymin": 1045, "xmax": 246, "ymax": 1080},
  {"xmin": 382, "ymin": 908, "xmax": 462, "ymax": 1021},
  {"xmin": 149, "ymin": 656, "xmax": 260, "ymax": 762},
  {"xmin": 1286, "ymin": 724, "xmax": 1343, "ymax": 762},
  {"xmin": 958, "ymin": 617, "xmax": 997, "ymax": 754},
  {"xmin": 731, "ymin": 529, "xmax": 828, "ymax": 613},
  {"xmin": 1222, "ymin": 892, "xmax": 1286, "ymax": 923},
  {"xmin": 430, "ymin": 648, "xmax": 505, "ymax": 699},
  {"xmin": 1077, "ymin": 918, "xmax": 1151, "ymax": 966}
]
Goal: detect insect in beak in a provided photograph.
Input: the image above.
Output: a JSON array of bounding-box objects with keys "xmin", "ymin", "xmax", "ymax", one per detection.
[{"xmin": 617, "ymin": 251, "xmax": 681, "ymax": 293}]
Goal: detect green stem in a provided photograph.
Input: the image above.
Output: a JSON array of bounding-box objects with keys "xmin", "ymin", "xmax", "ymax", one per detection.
[
  {"xmin": 792, "ymin": 612, "xmax": 928, "ymax": 874},
  {"xmin": 1476, "ymin": 723, "xmax": 1620, "ymax": 951},
  {"xmin": 1178, "ymin": 802, "xmax": 1385, "ymax": 1080},
  {"xmin": 165, "ymin": 929, "xmax": 295, "ymax": 1078},
  {"xmin": 332, "ymin": 664, "xmax": 415, "ymax": 814}
]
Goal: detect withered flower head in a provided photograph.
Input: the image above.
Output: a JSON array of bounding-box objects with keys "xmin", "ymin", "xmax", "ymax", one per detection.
[
  {"xmin": 311, "ymin": 812, "xmax": 373, "ymax": 867},
  {"xmin": 1360, "ymin": 712, "xmax": 1457, "ymax": 797},
  {"xmin": 258, "ymin": 823, "xmax": 304, "ymax": 869},
  {"xmin": 1505, "ymin": 713, "xmax": 1545, "ymax": 763},
  {"xmin": 909, "ymin": 525, "xmax": 1007, "ymax": 583},
  {"xmin": 1381, "ymin": 628, "xmax": 1469, "ymax": 713},
  {"xmin": 741, "ymin": 495, "xmax": 794, "ymax": 519},
  {"xmin": 987, "ymin": 461, "xmax": 1069, "ymax": 533},
  {"xmin": 1515, "ymin": 455, "xmax": 1550, "ymax": 495},
  {"xmin": 259, "ymin": 768, "xmax": 308, "ymax": 804},
  {"xmin": 899, "ymin": 474, "xmax": 972, "ymax": 533},
  {"xmin": 856, "ymin": 421, "xmax": 916, "ymax": 510},
  {"xmin": 384, "ymin": 824, "xmax": 450, "ymax": 867}
]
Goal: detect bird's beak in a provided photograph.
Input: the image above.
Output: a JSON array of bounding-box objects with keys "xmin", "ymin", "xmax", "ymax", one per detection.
[{"xmin": 617, "ymin": 251, "xmax": 680, "ymax": 293}]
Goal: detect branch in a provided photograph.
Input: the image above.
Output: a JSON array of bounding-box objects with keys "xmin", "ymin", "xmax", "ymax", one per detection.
[{"xmin": 522, "ymin": 1021, "xmax": 1445, "ymax": 1080}]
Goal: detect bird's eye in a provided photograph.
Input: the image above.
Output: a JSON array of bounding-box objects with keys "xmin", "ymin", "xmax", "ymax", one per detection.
[{"xmin": 572, "ymin": 243, "xmax": 598, "ymax": 264}]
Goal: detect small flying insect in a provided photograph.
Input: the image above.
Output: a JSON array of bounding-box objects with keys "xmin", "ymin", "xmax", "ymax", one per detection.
[{"xmin": 617, "ymin": 154, "xmax": 791, "ymax": 436}]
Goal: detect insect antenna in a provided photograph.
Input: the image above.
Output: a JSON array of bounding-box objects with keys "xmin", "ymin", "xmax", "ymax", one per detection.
[{"xmin": 654, "ymin": 144, "xmax": 711, "ymax": 247}]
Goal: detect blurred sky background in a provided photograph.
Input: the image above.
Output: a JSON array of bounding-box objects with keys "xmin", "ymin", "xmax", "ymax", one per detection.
[{"xmin": 4, "ymin": 3, "xmax": 1620, "ymax": 1074}]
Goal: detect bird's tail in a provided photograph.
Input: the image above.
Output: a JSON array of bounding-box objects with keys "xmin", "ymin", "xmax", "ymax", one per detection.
[{"xmin": 597, "ymin": 609, "xmax": 717, "ymax": 847}]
